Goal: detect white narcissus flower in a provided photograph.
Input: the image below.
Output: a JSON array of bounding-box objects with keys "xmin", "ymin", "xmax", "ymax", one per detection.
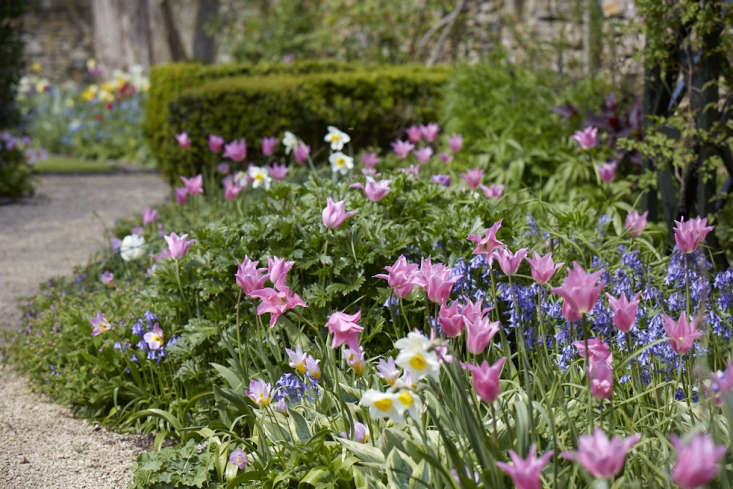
[
  {"xmin": 324, "ymin": 125, "xmax": 351, "ymax": 151},
  {"xmin": 329, "ymin": 152, "xmax": 354, "ymax": 175},
  {"xmin": 394, "ymin": 332, "xmax": 441, "ymax": 382},
  {"xmin": 282, "ymin": 131, "xmax": 298, "ymax": 154},
  {"xmin": 120, "ymin": 234, "xmax": 145, "ymax": 261},
  {"xmin": 359, "ymin": 390, "xmax": 403, "ymax": 423},
  {"xmin": 395, "ymin": 389, "xmax": 423, "ymax": 420},
  {"xmin": 248, "ymin": 166, "xmax": 272, "ymax": 190}
]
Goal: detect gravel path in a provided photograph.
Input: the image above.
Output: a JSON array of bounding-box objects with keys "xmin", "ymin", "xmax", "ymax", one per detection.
[{"xmin": 0, "ymin": 173, "xmax": 168, "ymax": 489}]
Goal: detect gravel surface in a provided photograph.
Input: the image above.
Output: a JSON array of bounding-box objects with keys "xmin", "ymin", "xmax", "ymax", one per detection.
[{"xmin": 0, "ymin": 173, "xmax": 168, "ymax": 489}]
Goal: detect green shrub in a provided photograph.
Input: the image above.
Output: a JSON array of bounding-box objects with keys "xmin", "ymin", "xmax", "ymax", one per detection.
[
  {"xmin": 156, "ymin": 66, "xmax": 450, "ymax": 184},
  {"xmin": 0, "ymin": 145, "xmax": 33, "ymax": 199}
]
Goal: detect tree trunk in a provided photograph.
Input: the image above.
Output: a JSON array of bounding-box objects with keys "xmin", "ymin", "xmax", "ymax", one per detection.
[
  {"xmin": 92, "ymin": 0, "xmax": 152, "ymax": 73},
  {"xmin": 192, "ymin": 0, "xmax": 219, "ymax": 63}
]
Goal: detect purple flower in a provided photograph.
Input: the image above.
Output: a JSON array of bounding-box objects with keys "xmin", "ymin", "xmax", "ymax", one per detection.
[{"xmin": 431, "ymin": 174, "xmax": 451, "ymax": 186}]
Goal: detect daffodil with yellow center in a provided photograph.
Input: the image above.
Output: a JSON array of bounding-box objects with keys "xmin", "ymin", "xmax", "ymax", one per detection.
[{"xmin": 395, "ymin": 332, "xmax": 441, "ymax": 382}]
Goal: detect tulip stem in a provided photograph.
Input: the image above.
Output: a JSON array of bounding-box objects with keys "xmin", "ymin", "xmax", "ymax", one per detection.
[
  {"xmin": 684, "ymin": 253, "xmax": 691, "ymax": 317},
  {"xmin": 174, "ymin": 260, "xmax": 185, "ymax": 307},
  {"xmin": 508, "ymin": 275, "xmax": 536, "ymax": 444},
  {"xmin": 234, "ymin": 288, "xmax": 244, "ymax": 372},
  {"xmin": 583, "ymin": 321, "xmax": 593, "ymax": 432},
  {"xmin": 490, "ymin": 402, "xmax": 498, "ymax": 440}
]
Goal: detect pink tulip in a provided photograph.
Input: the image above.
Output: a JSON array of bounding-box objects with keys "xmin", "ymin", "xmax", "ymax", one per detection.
[
  {"xmin": 439, "ymin": 300, "xmax": 465, "ymax": 337},
  {"xmin": 268, "ymin": 163, "xmax": 288, "ymax": 180},
  {"xmin": 294, "ymin": 143, "xmax": 310, "ymax": 163},
  {"xmin": 322, "ymin": 198, "xmax": 358, "ymax": 229},
  {"xmin": 208, "ymin": 134, "xmax": 224, "ymax": 153},
  {"xmin": 400, "ymin": 164, "xmax": 420, "ymax": 177},
  {"xmin": 589, "ymin": 360, "xmax": 613, "ymax": 399},
  {"xmin": 413, "ymin": 147, "xmax": 433, "ymax": 164},
  {"xmin": 420, "ymin": 122, "xmax": 440, "ymax": 142},
  {"xmin": 164, "ymin": 232, "xmax": 194, "ymax": 259},
  {"xmin": 494, "ymin": 247, "xmax": 527, "ymax": 276},
  {"xmin": 361, "ymin": 152, "xmax": 380, "ymax": 168},
  {"xmin": 551, "ymin": 263, "xmax": 605, "ymax": 320},
  {"xmin": 181, "ymin": 174, "xmax": 203, "ymax": 195},
  {"xmin": 464, "ymin": 357, "xmax": 506, "ymax": 403},
  {"xmin": 223, "ymin": 138, "xmax": 247, "ymax": 162},
  {"xmin": 438, "ymin": 152, "xmax": 453, "ymax": 163},
  {"xmin": 406, "ymin": 125, "xmax": 422, "ymax": 143},
  {"xmin": 573, "ymin": 337, "xmax": 612, "ymax": 365},
  {"xmin": 467, "ymin": 220, "xmax": 505, "ymax": 259},
  {"xmin": 448, "ymin": 134, "xmax": 463, "ymax": 153},
  {"xmin": 460, "ymin": 168, "xmax": 484, "ymax": 189},
  {"xmin": 325, "ymin": 311, "xmax": 363, "ymax": 352},
  {"xmin": 597, "ymin": 161, "xmax": 617, "ymax": 182},
  {"xmin": 247, "ymin": 379, "xmax": 272, "ymax": 406},
  {"xmin": 562, "ymin": 428, "xmax": 640, "ymax": 479},
  {"xmin": 572, "ymin": 126, "xmax": 598, "ymax": 149},
  {"xmin": 267, "ymin": 256, "xmax": 294, "ymax": 289},
  {"xmin": 624, "ymin": 210, "xmax": 648, "ymax": 237},
  {"xmin": 235, "ymin": 256, "xmax": 268, "ymax": 296},
  {"xmin": 350, "ymin": 177, "xmax": 392, "ymax": 202},
  {"xmin": 673, "ymin": 216, "xmax": 714, "ymax": 254},
  {"xmin": 377, "ymin": 357, "xmax": 401, "ymax": 386},
  {"xmin": 526, "ymin": 251, "xmax": 563, "ymax": 285},
  {"xmin": 465, "ymin": 315, "xmax": 500, "ymax": 354},
  {"xmin": 261, "ymin": 137, "xmax": 278, "ymax": 156},
  {"xmin": 175, "ymin": 187, "xmax": 188, "ymax": 205},
  {"xmin": 249, "ymin": 284, "xmax": 306, "ymax": 327},
  {"xmin": 374, "ymin": 255, "xmax": 424, "ymax": 298},
  {"xmin": 460, "ymin": 298, "xmax": 492, "ymax": 326},
  {"xmin": 606, "ymin": 292, "xmax": 640, "ymax": 333},
  {"xmin": 142, "ymin": 208, "xmax": 158, "ymax": 225},
  {"xmin": 670, "ymin": 433, "xmax": 727, "ymax": 489},
  {"xmin": 706, "ymin": 362, "xmax": 733, "ymax": 406},
  {"xmin": 175, "ymin": 131, "xmax": 190, "ymax": 148},
  {"xmin": 496, "ymin": 444, "xmax": 554, "ymax": 489},
  {"xmin": 419, "ymin": 257, "xmax": 460, "ymax": 304},
  {"xmin": 391, "ymin": 139, "xmax": 415, "ymax": 158},
  {"xmin": 662, "ymin": 311, "xmax": 703, "ymax": 355},
  {"xmin": 224, "ymin": 180, "xmax": 244, "ymax": 201},
  {"xmin": 479, "ymin": 183, "xmax": 504, "ymax": 199},
  {"xmin": 562, "ymin": 300, "xmax": 583, "ymax": 322}
]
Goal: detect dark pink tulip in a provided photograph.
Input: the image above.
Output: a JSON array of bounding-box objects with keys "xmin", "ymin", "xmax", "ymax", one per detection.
[
  {"xmin": 606, "ymin": 291, "xmax": 640, "ymax": 333},
  {"xmin": 597, "ymin": 161, "xmax": 617, "ymax": 182},
  {"xmin": 439, "ymin": 300, "xmax": 465, "ymax": 337},
  {"xmin": 494, "ymin": 247, "xmax": 527, "ymax": 276},
  {"xmin": 420, "ymin": 122, "xmax": 439, "ymax": 142},
  {"xmin": 551, "ymin": 263, "xmax": 604, "ymax": 320},
  {"xmin": 224, "ymin": 180, "xmax": 243, "ymax": 201},
  {"xmin": 374, "ymin": 255, "xmax": 424, "ymax": 298},
  {"xmin": 526, "ymin": 251, "xmax": 563, "ymax": 285},
  {"xmin": 448, "ymin": 134, "xmax": 463, "ymax": 153},
  {"xmin": 439, "ymin": 152, "xmax": 453, "ymax": 163},
  {"xmin": 496, "ymin": 444, "xmax": 553, "ymax": 489},
  {"xmin": 562, "ymin": 428, "xmax": 640, "ymax": 479},
  {"xmin": 662, "ymin": 312, "xmax": 703, "ymax": 355},
  {"xmin": 325, "ymin": 311, "xmax": 363, "ymax": 352},
  {"xmin": 419, "ymin": 257, "xmax": 460, "ymax": 304},
  {"xmin": 673, "ymin": 216, "xmax": 714, "ymax": 254},
  {"xmin": 624, "ymin": 210, "xmax": 648, "ymax": 237},
  {"xmin": 464, "ymin": 357, "xmax": 506, "ymax": 403},
  {"xmin": 467, "ymin": 220, "xmax": 505, "ymax": 259},
  {"xmin": 235, "ymin": 256, "xmax": 267, "ymax": 296},
  {"xmin": 164, "ymin": 232, "xmax": 194, "ymax": 259},
  {"xmin": 460, "ymin": 168, "xmax": 483, "ymax": 189},
  {"xmin": 261, "ymin": 136, "xmax": 278, "ymax": 156},
  {"xmin": 322, "ymin": 198, "xmax": 357, "ymax": 229},
  {"xmin": 350, "ymin": 177, "xmax": 392, "ymax": 202},
  {"xmin": 406, "ymin": 125, "xmax": 422, "ymax": 143},
  {"xmin": 208, "ymin": 134, "xmax": 224, "ymax": 153},
  {"xmin": 294, "ymin": 143, "xmax": 310, "ymax": 163},
  {"xmin": 267, "ymin": 256, "xmax": 294, "ymax": 290},
  {"xmin": 223, "ymin": 138, "xmax": 247, "ymax": 162},
  {"xmin": 181, "ymin": 174, "xmax": 203, "ymax": 195},
  {"xmin": 670, "ymin": 433, "xmax": 726, "ymax": 489},
  {"xmin": 175, "ymin": 186, "xmax": 188, "ymax": 205},
  {"xmin": 175, "ymin": 131, "xmax": 190, "ymax": 148}
]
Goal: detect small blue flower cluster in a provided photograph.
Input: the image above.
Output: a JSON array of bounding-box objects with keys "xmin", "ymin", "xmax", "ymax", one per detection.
[
  {"xmin": 129, "ymin": 311, "xmax": 179, "ymax": 364},
  {"xmin": 273, "ymin": 373, "xmax": 319, "ymax": 406}
]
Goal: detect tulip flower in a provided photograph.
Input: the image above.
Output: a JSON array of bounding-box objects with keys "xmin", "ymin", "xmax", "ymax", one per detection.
[
  {"xmin": 391, "ymin": 139, "xmax": 414, "ymax": 158},
  {"xmin": 164, "ymin": 232, "xmax": 194, "ymax": 259},
  {"xmin": 268, "ymin": 163, "xmax": 288, "ymax": 180},
  {"xmin": 294, "ymin": 143, "xmax": 310, "ymax": 163},
  {"xmin": 419, "ymin": 257, "xmax": 460, "ymax": 304},
  {"xmin": 249, "ymin": 284, "xmax": 306, "ymax": 327},
  {"xmin": 286, "ymin": 344, "xmax": 308, "ymax": 374},
  {"xmin": 420, "ymin": 122, "xmax": 439, "ymax": 142},
  {"xmin": 561, "ymin": 428, "xmax": 641, "ymax": 479},
  {"xmin": 460, "ymin": 298, "xmax": 492, "ymax": 326},
  {"xmin": 606, "ymin": 291, "xmax": 640, "ymax": 333},
  {"xmin": 479, "ymin": 183, "xmax": 504, "ymax": 199},
  {"xmin": 526, "ymin": 251, "xmax": 563, "ymax": 285},
  {"xmin": 573, "ymin": 337, "xmax": 612, "ymax": 365},
  {"xmin": 467, "ymin": 220, "xmax": 505, "ymax": 259},
  {"xmin": 496, "ymin": 444, "xmax": 554, "ymax": 489},
  {"xmin": 465, "ymin": 316, "xmax": 500, "ymax": 354},
  {"xmin": 662, "ymin": 311, "xmax": 703, "ymax": 355},
  {"xmin": 322, "ymin": 198, "xmax": 357, "ymax": 229},
  {"xmin": 324, "ymin": 125, "xmax": 350, "ymax": 151},
  {"xmin": 706, "ymin": 362, "xmax": 733, "ymax": 406},
  {"xmin": 439, "ymin": 300, "xmax": 465, "ymax": 337},
  {"xmin": 624, "ymin": 210, "xmax": 648, "ymax": 237},
  {"xmin": 413, "ymin": 146, "xmax": 433, "ymax": 164},
  {"xmin": 90, "ymin": 312, "xmax": 111, "ymax": 336},
  {"xmin": 344, "ymin": 346, "xmax": 365, "ymax": 375},
  {"xmin": 439, "ymin": 152, "xmax": 453, "ymax": 163},
  {"xmin": 495, "ymin": 247, "xmax": 528, "ymax": 276},
  {"xmin": 448, "ymin": 134, "xmax": 463, "ymax": 153},
  {"xmin": 673, "ymin": 216, "xmax": 714, "ymax": 254},
  {"xmin": 305, "ymin": 356, "xmax": 321, "ymax": 379},
  {"xmin": 406, "ymin": 125, "xmax": 422, "ymax": 143},
  {"xmin": 325, "ymin": 311, "xmax": 363, "ymax": 352},
  {"xmin": 670, "ymin": 433, "xmax": 726, "ymax": 489},
  {"xmin": 572, "ymin": 126, "xmax": 598, "ymax": 149},
  {"xmin": 349, "ymin": 177, "xmax": 392, "ymax": 202},
  {"xmin": 374, "ymin": 255, "xmax": 424, "ymax": 298},
  {"xmin": 208, "ymin": 134, "xmax": 224, "ymax": 153},
  {"xmin": 175, "ymin": 187, "xmax": 188, "ymax": 204},
  {"xmin": 181, "ymin": 174, "xmax": 203, "ymax": 195},
  {"xmin": 100, "ymin": 271, "xmax": 114, "ymax": 287},
  {"xmin": 223, "ymin": 138, "xmax": 247, "ymax": 162},
  {"xmin": 175, "ymin": 131, "xmax": 190, "ymax": 148},
  {"xmin": 361, "ymin": 151, "xmax": 380, "ymax": 168},
  {"xmin": 142, "ymin": 207, "xmax": 158, "ymax": 225},
  {"xmin": 224, "ymin": 180, "xmax": 244, "ymax": 201},
  {"xmin": 464, "ymin": 357, "xmax": 506, "ymax": 403},
  {"xmin": 267, "ymin": 256, "xmax": 294, "ymax": 289},
  {"xmin": 597, "ymin": 161, "xmax": 617, "ymax": 182},
  {"xmin": 460, "ymin": 168, "xmax": 484, "ymax": 189},
  {"xmin": 551, "ymin": 263, "xmax": 605, "ymax": 321},
  {"xmin": 261, "ymin": 136, "xmax": 278, "ymax": 156},
  {"xmin": 589, "ymin": 360, "xmax": 613, "ymax": 399},
  {"xmin": 247, "ymin": 379, "xmax": 272, "ymax": 406},
  {"xmin": 143, "ymin": 323, "xmax": 165, "ymax": 350}
]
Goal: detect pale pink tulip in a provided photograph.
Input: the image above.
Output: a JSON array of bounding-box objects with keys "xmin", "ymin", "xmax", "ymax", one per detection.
[{"xmin": 322, "ymin": 198, "xmax": 357, "ymax": 229}]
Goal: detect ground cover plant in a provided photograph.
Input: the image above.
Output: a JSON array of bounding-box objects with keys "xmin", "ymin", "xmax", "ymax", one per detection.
[{"xmin": 6, "ymin": 116, "xmax": 731, "ymax": 489}]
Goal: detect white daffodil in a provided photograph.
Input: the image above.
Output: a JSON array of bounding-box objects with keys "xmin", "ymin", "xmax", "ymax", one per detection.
[
  {"xmin": 394, "ymin": 332, "xmax": 441, "ymax": 382},
  {"xmin": 395, "ymin": 389, "xmax": 423, "ymax": 420},
  {"xmin": 359, "ymin": 390, "xmax": 403, "ymax": 423},
  {"xmin": 329, "ymin": 152, "xmax": 354, "ymax": 175},
  {"xmin": 324, "ymin": 125, "xmax": 351, "ymax": 151},
  {"xmin": 233, "ymin": 171, "xmax": 248, "ymax": 188},
  {"xmin": 248, "ymin": 166, "xmax": 272, "ymax": 190},
  {"xmin": 282, "ymin": 131, "xmax": 298, "ymax": 154},
  {"xmin": 120, "ymin": 234, "xmax": 145, "ymax": 261}
]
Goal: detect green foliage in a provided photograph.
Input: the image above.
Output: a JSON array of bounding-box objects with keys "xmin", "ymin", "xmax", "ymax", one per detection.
[
  {"xmin": 0, "ymin": 145, "xmax": 33, "ymax": 199},
  {"xmin": 0, "ymin": 0, "xmax": 25, "ymax": 130},
  {"xmin": 130, "ymin": 439, "xmax": 214, "ymax": 489}
]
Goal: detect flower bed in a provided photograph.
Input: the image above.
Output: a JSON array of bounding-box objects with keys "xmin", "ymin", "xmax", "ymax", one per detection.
[{"xmin": 7, "ymin": 123, "xmax": 731, "ymax": 489}]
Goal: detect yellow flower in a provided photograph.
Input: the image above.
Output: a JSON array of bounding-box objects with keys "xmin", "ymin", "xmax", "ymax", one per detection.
[
  {"xmin": 82, "ymin": 85, "xmax": 98, "ymax": 101},
  {"xmin": 87, "ymin": 58, "xmax": 96, "ymax": 70},
  {"xmin": 31, "ymin": 62, "xmax": 42, "ymax": 74}
]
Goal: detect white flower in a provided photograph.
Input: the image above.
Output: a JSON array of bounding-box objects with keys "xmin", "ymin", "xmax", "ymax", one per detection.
[
  {"xmin": 394, "ymin": 332, "xmax": 441, "ymax": 382},
  {"xmin": 394, "ymin": 389, "xmax": 423, "ymax": 420},
  {"xmin": 329, "ymin": 152, "xmax": 354, "ymax": 175},
  {"xmin": 248, "ymin": 166, "xmax": 272, "ymax": 190},
  {"xmin": 282, "ymin": 131, "xmax": 298, "ymax": 154},
  {"xmin": 120, "ymin": 234, "xmax": 145, "ymax": 261},
  {"xmin": 233, "ymin": 171, "xmax": 249, "ymax": 187},
  {"xmin": 359, "ymin": 390, "xmax": 403, "ymax": 423},
  {"xmin": 324, "ymin": 125, "xmax": 351, "ymax": 151}
]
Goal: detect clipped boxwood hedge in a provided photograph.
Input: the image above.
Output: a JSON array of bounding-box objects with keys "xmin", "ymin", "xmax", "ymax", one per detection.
[{"xmin": 145, "ymin": 62, "xmax": 451, "ymax": 185}]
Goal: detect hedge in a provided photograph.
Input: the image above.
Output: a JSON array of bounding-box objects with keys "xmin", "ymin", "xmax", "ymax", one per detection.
[
  {"xmin": 153, "ymin": 65, "xmax": 451, "ymax": 184},
  {"xmin": 144, "ymin": 60, "xmax": 382, "ymax": 173}
]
